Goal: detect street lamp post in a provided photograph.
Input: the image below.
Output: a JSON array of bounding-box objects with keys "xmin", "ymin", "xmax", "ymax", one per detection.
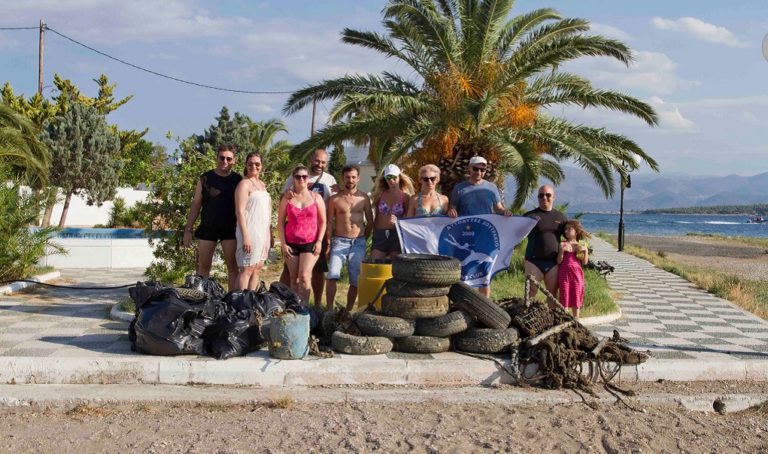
[{"xmin": 618, "ymin": 167, "xmax": 631, "ymax": 252}]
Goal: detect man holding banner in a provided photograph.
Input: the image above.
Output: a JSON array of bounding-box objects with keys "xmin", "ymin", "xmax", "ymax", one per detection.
[{"xmin": 398, "ymin": 156, "xmax": 536, "ymax": 298}]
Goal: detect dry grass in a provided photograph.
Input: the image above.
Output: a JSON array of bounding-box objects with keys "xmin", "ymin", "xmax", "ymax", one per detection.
[
  {"xmin": 266, "ymin": 396, "xmax": 294, "ymax": 410},
  {"xmin": 66, "ymin": 403, "xmax": 113, "ymax": 418},
  {"xmin": 624, "ymin": 244, "xmax": 768, "ymax": 320}
]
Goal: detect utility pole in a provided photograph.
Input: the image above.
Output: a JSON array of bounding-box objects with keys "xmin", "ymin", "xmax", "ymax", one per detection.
[
  {"xmin": 38, "ymin": 19, "xmax": 45, "ymax": 95},
  {"xmin": 310, "ymin": 99, "xmax": 317, "ymax": 136}
]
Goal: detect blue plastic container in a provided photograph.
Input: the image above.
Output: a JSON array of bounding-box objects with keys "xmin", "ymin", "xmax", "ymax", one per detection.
[{"xmin": 267, "ymin": 311, "xmax": 310, "ymax": 360}]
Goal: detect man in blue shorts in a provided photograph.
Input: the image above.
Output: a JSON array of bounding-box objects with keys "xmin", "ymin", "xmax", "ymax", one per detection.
[
  {"xmin": 325, "ymin": 165, "xmax": 374, "ymax": 310},
  {"xmin": 447, "ymin": 156, "xmax": 512, "ymax": 296}
]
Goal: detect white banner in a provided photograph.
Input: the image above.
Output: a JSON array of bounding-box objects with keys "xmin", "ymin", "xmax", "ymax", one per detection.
[{"xmin": 396, "ymin": 215, "xmax": 538, "ymax": 288}]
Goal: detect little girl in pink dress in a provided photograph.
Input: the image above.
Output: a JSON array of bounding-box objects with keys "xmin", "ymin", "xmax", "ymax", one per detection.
[{"xmin": 557, "ymin": 220, "xmax": 591, "ymax": 318}]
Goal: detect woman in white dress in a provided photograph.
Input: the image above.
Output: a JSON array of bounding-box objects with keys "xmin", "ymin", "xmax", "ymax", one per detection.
[{"xmin": 234, "ymin": 152, "xmax": 272, "ymax": 290}]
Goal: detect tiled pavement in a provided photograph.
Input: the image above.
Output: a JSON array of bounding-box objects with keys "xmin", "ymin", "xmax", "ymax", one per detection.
[
  {"xmin": 589, "ymin": 238, "xmax": 768, "ymax": 361},
  {"xmin": 0, "ymin": 269, "xmax": 142, "ymax": 358}
]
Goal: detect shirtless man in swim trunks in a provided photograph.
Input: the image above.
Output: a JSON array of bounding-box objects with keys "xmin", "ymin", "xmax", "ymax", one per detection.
[
  {"xmin": 524, "ymin": 184, "xmax": 567, "ymax": 304},
  {"xmin": 325, "ymin": 164, "xmax": 374, "ymax": 311}
]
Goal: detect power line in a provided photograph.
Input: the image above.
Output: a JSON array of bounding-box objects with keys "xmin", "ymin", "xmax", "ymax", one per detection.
[
  {"xmin": 41, "ymin": 25, "xmax": 294, "ymax": 95},
  {"xmin": 0, "ymin": 26, "xmax": 39, "ymax": 30}
]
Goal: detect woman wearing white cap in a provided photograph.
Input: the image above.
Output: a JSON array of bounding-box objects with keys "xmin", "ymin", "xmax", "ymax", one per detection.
[{"xmin": 371, "ymin": 164, "xmax": 415, "ymax": 259}]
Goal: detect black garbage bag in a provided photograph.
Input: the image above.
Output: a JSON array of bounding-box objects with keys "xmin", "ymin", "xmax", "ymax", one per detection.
[
  {"xmin": 183, "ymin": 274, "xmax": 226, "ymax": 300},
  {"xmin": 203, "ymin": 309, "xmax": 265, "ymax": 360},
  {"xmin": 132, "ymin": 292, "xmax": 213, "ymax": 356},
  {"xmin": 129, "ymin": 281, "xmax": 167, "ymax": 310},
  {"xmin": 268, "ymin": 282, "xmax": 303, "ymax": 310},
  {"xmin": 224, "ymin": 286, "xmax": 285, "ymax": 318}
]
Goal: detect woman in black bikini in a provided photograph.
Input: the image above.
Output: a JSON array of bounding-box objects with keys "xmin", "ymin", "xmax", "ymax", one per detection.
[{"xmin": 371, "ymin": 164, "xmax": 414, "ymax": 259}]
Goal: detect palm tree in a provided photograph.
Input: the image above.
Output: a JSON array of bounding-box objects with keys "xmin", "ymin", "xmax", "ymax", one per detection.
[
  {"xmin": 248, "ymin": 118, "xmax": 293, "ymax": 209},
  {"xmin": 284, "ymin": 0, "xmax": 658, "ymax": 207},
  {"xmin": 0, "ymin": 103, "xmax": 50, "ymax": 185}
]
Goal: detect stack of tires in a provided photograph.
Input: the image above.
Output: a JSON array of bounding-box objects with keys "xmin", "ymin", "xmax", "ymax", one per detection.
[{"xmin": 330, "ymin": 254, "xmax": 519, "ymax": 355}]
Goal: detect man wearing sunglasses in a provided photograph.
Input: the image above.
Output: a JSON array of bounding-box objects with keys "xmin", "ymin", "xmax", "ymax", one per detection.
[
  {"xmin": 524, "ymin": 184, "xmax": 567, "ymax": 304},
  {"xmin": 447, "ymin": 156, "xmax": 511, "ymax": 296},
  {"xmin": 183, "ymin": 144, "xmax": 243, "ymax": 291},
  {"xmin": 447, "ymin": 156, "xmax": 511, "ymax": 218}
]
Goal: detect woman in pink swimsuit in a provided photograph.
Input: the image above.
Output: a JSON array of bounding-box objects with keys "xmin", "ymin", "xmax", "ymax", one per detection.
[
  {"xmin": 371, "ymin": 164, "xmax": 414, "ymax": 259},
  {"xmin": 277, "ymin": 165, "xmax": 327, "ymax": 303}
]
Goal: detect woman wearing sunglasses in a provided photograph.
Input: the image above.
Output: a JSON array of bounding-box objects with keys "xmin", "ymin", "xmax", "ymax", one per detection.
[
  {"xmin": 183, "ymin": 144, "xmax": 242, "ymax": 291},
  {"xmin": 406, "ymin": 164, "xmax": 449, "ymax": 218},
  {"xmin": 277, "ymin": 165, "xmax": 327, "ymax": 303},
  {"xmin": 234, "ymin": 152, "xmax": 272, "ymax": 290},
  {"xmin": 371, "ymin": 164, "xmax": 415, "ymax": 259}
]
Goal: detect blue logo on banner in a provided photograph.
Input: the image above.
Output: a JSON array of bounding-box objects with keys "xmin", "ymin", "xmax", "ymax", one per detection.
[{"xmin": 438, "ymin": 217, "xmax": 500, "ymax": 285}]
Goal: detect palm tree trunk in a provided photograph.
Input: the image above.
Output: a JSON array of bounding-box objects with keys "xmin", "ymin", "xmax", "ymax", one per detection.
[{"xmin": 57, "ymin": 191, "xmax": 72, "ymax": 228}]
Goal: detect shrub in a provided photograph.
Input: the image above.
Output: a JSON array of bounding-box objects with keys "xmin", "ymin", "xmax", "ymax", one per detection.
[{"xmin": 0, "ymin": 172, "xmax": 65, "ymax": 281}]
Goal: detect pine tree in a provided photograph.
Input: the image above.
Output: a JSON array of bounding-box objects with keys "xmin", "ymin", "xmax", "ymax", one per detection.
[
  {"xmin": 327, "ymin": 142, "xmax": 347, "ymax": 181},
  {"xmin": 41, "ymin": 103, "xmax": 122, "ymax": 227}
]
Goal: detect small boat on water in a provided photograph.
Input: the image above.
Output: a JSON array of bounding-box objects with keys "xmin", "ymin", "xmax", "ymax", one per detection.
[{"xmin": 746, "ymin": 216, "xmax": 766, "ymax": 224}]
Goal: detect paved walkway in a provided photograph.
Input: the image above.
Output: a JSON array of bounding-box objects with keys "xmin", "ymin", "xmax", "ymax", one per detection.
[
  {"xmin": 589, "ymin": 238, "xmax": 768, "ymax": 361},
  {"xmin": 0, "ymin": 243, "xmax": 766, "ymax": 385}
]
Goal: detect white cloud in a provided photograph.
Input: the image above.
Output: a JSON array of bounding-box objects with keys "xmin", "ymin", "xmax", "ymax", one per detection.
[
  {"xmin": 652, "ymin": 17, "xmax": 749, "ymax": 48},
  {"xmin": 237, "ymin": 21, "xmax": 396, "ymax": 84},
  {"xmin": 2, "ymin": 0, "xmax": 250, "ymax": 43},
  {"xmin": 589, "ymin": 23, "xmax": 633, "ymax": 41},
  {"xmin": 648, "ymin": 96, "xmax": 697, "ymax": 132},
  {"xmin": 571, "ymin": 50, "xmax": 698, "ymax": 95}
]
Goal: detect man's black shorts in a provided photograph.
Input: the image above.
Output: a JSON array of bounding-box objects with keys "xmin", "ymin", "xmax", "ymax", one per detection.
[{"xmin": 195, "ymin": 223, "xmax": 236, "ymax": 242}]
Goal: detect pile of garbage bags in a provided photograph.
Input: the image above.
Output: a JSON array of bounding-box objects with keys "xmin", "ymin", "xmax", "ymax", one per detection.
[{"xmin": 128, "ymin": 276, "xmax": 317, "ymax": 360}]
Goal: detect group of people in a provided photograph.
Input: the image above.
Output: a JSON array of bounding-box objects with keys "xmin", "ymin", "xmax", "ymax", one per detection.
[{"xmin": 183, "ymin": 145, "xmax": 591, "ymax": 317}]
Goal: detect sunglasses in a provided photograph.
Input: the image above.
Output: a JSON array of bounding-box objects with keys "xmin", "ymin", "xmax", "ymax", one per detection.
[
  {"xmin": 218, "ymin": 156, "xmax": 234, "ymax": 162},
  {"xmin": 538, "ymin": 193, "xmax": 553, "ymax": 199},
  {"xmin": 471, "ymin": 167, "xmax": 487, "ymax": 173},
  {"xmin": 421, "ymin": 176, "xmax": 437, "ymax": 183},
  {"xmin": 294, "ymin": 174, "xmax": 309, "ymax": 180},
  {"xmin": 384, "ymin": 175, "xmax": 398, "ymax": 180}
]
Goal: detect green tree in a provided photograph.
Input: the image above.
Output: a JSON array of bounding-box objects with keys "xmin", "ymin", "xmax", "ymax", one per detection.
[
  {"xmin": 3, "ymin": 75, "xmax": 145, "ymax": 223},
  {"xmin": 0, "ymin": 167, "xmax": 64, "ymax": 281},
  {"xmin": 195, "ymin": 106, "xmax": 254, "ymax": 156},
  {"xmin": 0, "ymin": 103, "xmax": 50, "ymax": 185},
  {"xmin": 41, "ymin": 103, "xmax": 122, "ymax": 227},
  {"xmin": 327, "ymin": 142, "xmax": 347, "ymax": 179},
  {"xmin": 139, "ymin": 137, "xmax": 214, "ymax": 282},
  {"xmin": 119, "ymin": 138, "xmax": 167, "ymax": 187},
  {"xmin": 284, "ymin": 0, "xmax": 659, "ymax": 207}
]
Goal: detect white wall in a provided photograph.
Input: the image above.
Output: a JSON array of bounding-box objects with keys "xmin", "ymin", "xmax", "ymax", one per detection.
[{"xmin": 50, "ymin": 187, "xmax": 149, "ymax": 227}]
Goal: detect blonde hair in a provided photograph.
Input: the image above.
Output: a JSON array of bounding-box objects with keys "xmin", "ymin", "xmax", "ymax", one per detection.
[
  {"xmin": 418, "ymin": 164, "xmax": 441, "ymax": 177},
  {"xmin": 371, "ymin": 169, "xmax": 415, "ymax": 202}
]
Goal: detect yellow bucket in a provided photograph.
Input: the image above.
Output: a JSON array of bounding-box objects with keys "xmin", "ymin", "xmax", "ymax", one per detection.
[{"xmin": 357, "ymin": 261, "xmax": 392, "ymax": 309}]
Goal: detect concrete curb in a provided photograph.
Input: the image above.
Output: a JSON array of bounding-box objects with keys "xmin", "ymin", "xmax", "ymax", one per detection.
[
  {"xmin": 109, "ymin": 304, "xmax": 134, "ymax": 323},
  {"xmin": 0, "ymin": 384, "xmax": 765, "ymax": 413},
  {"xmin": 0, "ymin": 351, "xmax": 765, "ymax": 386},
  {"xmin": 579, "ymin": 307, "xmax": 623, "ymax": 326},
  {"xmin": 0, "ymin": 271, "xmax": 61, "ymax": 295}
]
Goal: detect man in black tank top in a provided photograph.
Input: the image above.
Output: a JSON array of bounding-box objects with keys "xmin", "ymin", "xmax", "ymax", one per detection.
[
  {"xmin": 524, "ymin": 185, "xmax": 567, "ymax": 304},
  {"xmin": 183, "ymin": 145, "xmax": 243, "ymax": 291}
]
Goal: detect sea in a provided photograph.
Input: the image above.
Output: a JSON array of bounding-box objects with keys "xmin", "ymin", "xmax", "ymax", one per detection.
[{"xmin": 576, "ymin": 213, "xmax": 768, "ymax": 238}]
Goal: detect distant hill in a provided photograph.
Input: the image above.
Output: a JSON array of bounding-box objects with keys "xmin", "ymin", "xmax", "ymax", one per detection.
[{"xmin": 504, "ymin": 167, "xmax": 768, "ymax": 212}]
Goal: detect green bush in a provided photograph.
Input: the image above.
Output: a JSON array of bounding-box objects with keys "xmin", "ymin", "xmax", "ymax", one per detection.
[
  {"xmin": 0, "ymin": 172, "xmax": 65, "ymax": 281},
  {"xmin": 138, "ymin": 139, "xmax": 214, "ymax": 283},
  {"xmin": 108, "ymin": 197, "xmax": 146, "ymax": 228}
]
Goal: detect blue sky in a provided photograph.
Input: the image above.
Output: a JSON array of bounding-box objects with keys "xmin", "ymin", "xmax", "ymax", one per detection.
[{"xmin": 1, "ymin": 0, "xmax": 767, "ymax": 177}]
